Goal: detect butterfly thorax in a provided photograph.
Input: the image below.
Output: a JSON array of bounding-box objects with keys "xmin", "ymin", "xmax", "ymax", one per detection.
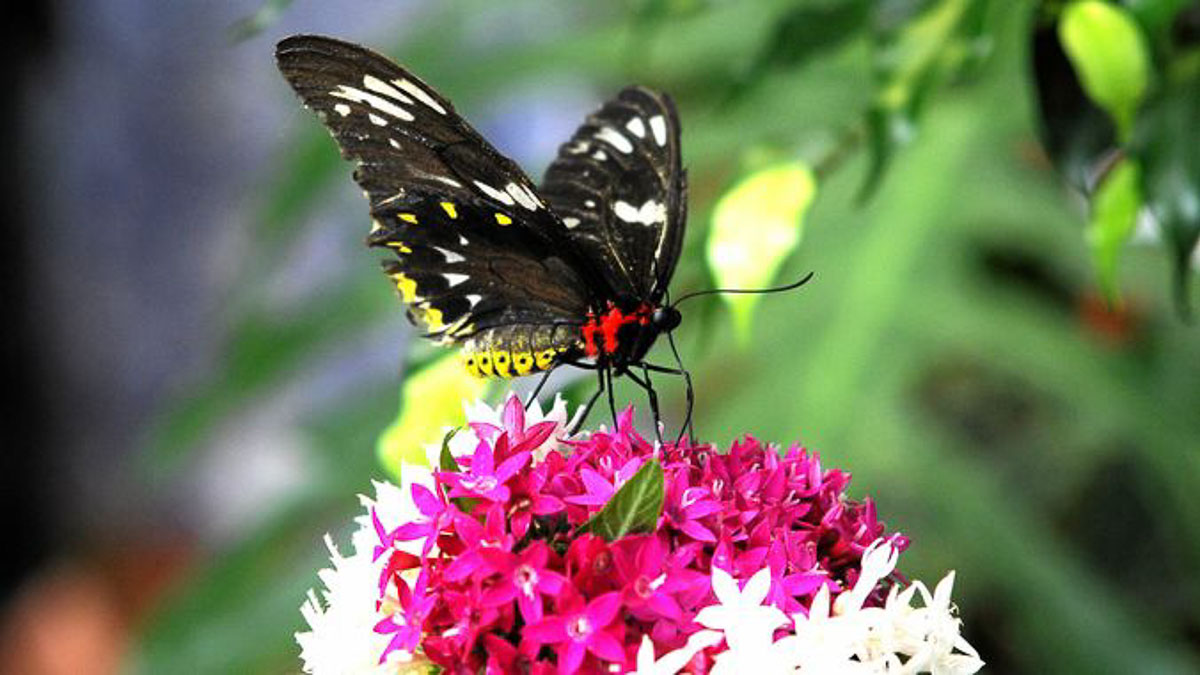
[{"xmin": 582, "ymin": 300, "xmax": 676, "ymax": 369}]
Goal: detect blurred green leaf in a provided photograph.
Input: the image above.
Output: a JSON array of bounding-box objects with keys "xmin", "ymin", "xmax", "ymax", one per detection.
[
  {"xmin": 1136, "ymin": 51, "xmax": 1200, "ymax": 317},
  {"xmin": 706, "ymin": 160, "xmax": 817, "ymax": 343},
  {"xmin": 1087, "ymin": 158, "xmax": 1143, "ymax": 304},
  {"xmin": 1086, "ymin": 158, "xmax": 1143, "ymax": 304},
  {"xmin": 578, "ymin": 459, "xmax": 665, "ymax": 540},
  {"xmin": 728, "ymin": 0, "xmax": 869, "ymax": 101},
  {"xmin": 1124, "ymin": 0, "xmax": 1194, "ymax": 42},
  {"xmin": 862, "ymin": 0, "xmax": 978, "ymax": 200},
  {"xmin": 1059, "ymin": 1, "xmax": 1152, "ymax": 141},
  {"xmin": 377, "ymin": 352, "xmax": 489, "ymax": 478}
]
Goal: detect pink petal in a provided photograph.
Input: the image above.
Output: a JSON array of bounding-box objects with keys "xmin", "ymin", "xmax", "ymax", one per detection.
[
  {"xmin": 586, "ymin": 629, "xmax": 626, "ymax": 663},
  {"xmin": 585, "ymin": 592, "xmax": 622, "ymax": 627}
]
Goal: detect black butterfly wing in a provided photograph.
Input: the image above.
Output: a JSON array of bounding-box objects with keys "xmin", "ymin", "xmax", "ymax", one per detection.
[
  {"xmin": 275, "ymin": 35, "xmax": 592, "ymax": 343},
  {"xmin": 540, "ymin": 86, "xmax": 686, "ymax": 304}
]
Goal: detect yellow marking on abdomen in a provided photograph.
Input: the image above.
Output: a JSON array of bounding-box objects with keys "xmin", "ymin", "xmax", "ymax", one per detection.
[
  {"xmin": 495, "ymin": 213, "xmax": 512, "ymax": 226},
  {"xmin": 461, "ymin": 345, "xmax": 562, "ymax": 379},
  {"xmin": 492, "ymin": 350, "xmax": 512, "ymax": 377},
  {"xmin": 441, "ymin": 202, "xmax": 458, "ymax": 219},
  {"xmin": 398, "ymin": 213, "xmax": 418, "ymax": 224}
]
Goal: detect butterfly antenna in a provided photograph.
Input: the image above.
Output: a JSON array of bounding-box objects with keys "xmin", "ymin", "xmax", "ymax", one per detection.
[{"xmin": 669, "ymin": 271, "xmax": 815, "ymax": 308}]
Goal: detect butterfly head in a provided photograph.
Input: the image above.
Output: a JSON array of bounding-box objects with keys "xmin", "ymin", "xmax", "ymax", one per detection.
[{"xmin": 651, "ymin": 305, "xmax": 682, "ymax": 334}]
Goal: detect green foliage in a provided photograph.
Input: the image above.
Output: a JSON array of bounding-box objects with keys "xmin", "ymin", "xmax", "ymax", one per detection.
[
  {"xmin": 1059, "ymin": 1, "xmax": 1151, "ymax": 141},
  {"xmin": 1087, "ymin": 158, "xmax": 1142, "ymax": 303},
  {"xmin": 707, "ymin": 160, "xmax": 816, "ymax": 341},
  {"xmin": 136, "ymin": 0, "xmax": 1200, "ymax": 672},
  {"xmin": 577, "ymin": 459, "xmax": 666, "ymax": 540}
]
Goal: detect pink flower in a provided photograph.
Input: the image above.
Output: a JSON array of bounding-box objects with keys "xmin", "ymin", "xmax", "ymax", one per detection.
[
  {"xmin": 439, "ymin": 437, "xmax": 530, "ymax": 503},
  {"xmin": 479, "ymin": 541, "xmax": 567, "ymax": 624},
  {"xmin": 525, "ymin": 590, "xmax": 626, "ymax": 674}
]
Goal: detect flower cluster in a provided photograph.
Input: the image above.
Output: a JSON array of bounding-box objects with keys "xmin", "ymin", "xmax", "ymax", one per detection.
[{"xmin": 297, "ymin": 395, "xmax": 982, "ymax": 674}]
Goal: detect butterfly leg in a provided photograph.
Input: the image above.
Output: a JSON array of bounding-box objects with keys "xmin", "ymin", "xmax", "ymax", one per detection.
[
  {"xmin": 604, "ymin": 366, "xmax": 618, "ymax": 429},
  {"xmin": 641, "ymin": 361, "xmax": 695, "ymax": 446},
  {"xmin": 625, "ymin": 366, "xmax": 664, "ymax": 446},
  {"xmin": 524, "ymin": 367, "xmax": 555, "ymax": 411},
  {"xmin": 568, "ymin": 368, "xmax": 606, "ymax": 435}
]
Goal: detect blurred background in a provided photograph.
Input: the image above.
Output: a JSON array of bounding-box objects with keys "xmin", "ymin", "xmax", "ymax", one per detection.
[{"xmin": 2, "ymin": 0, "xmax": 1198, "ymax": 673}]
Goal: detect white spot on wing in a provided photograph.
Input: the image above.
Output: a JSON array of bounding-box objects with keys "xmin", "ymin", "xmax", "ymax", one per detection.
[
  {"xmin": 362, "ymin": 75, "xmax": 413, "ymax": 104},
  {"xmin": 368, "ymin": 113, "xmax": 388, "ymax": 126},
  {"xmin": 465, "ymin": 294, "xmax": 483, "ymax": 308},
  {"xmin": 444, "ymin": 273, "xmax": 469, "ymax": 287},
  {"xmin": 458, "ymin": 234, "xmax": 469, "ymax": 247},
  {"xmin": 432, "ymin": 175, "xmax": 463, "ymax": 188},
  {"xmin": 389, "ymin": 138, "xmax": 402, "ymax": 149},
  {"xmin": 474, "ymin": 181, "xmax": 516, "ymax": 205},
  {"xmin": 395, "ymin": 79, "xmax": 447, "ymax": 114},
  {"xmin": 434, "ymin": 246, "xmax": 465, "ymax": 263},
  {"xmin": 626, "ymin": 117, "xmax": 646, "ymax": 138},
  {"xmin": 333, "ymin": 103, "xmax": 351, "ymax": 117},
  {"xmin": 613, "ymin": 199, "xmax": 666, "ymax": 226},
  {"xmin": 595, "ymin": 127, "xmax": 633, "ymax": 154},
  {"xmin": 566, "ymin": 140, "xmax": 589, "ymax": 155},
  {"xmin": 330, "ymin": 86, "xmax": 414, "ymax": 121},
  {"xmin": 649, "ymin": 115, "xmax": 667, "ymax": 146},
  {"xmin": 506, "ymin": 183, "xmax": 540, "ymax": 211},
  {"xmin": 563, "ymin": 217, "xmax": 581, "ymax": 229},
  {"xmin": 592, "ymin": 150, "xmax": 607, "ymax": 161}
]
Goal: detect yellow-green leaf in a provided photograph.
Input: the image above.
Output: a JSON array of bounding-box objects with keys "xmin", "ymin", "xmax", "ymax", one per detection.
[
  {"xmin": 706, "ymin": 161, "xmax": 817, "ymax": 343},
  {"xmin": 376, "ymin": 352, "xmax": 488, "ymax": 479},
  {"xmin": 1059, "ymin": 1, "xmax": 1152, "ymax": 142},
  {"xmin": 1087, "ymin": 158, "xmax": 1143, "ymax": 304}
]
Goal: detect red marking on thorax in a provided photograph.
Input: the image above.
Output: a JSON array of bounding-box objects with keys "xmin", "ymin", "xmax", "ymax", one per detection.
[{"xmin": 582, "ymin": 302, "xmax": 653, "ymax": 358}]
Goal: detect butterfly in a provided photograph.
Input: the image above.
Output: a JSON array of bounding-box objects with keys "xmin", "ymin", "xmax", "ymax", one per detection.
[{"xmin": 275, "ymin": 35, "xmax": 693, "ymax": 431}]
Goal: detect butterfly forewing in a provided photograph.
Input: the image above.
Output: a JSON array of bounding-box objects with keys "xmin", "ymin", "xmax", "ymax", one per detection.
[
  {"xmin": 275, "ymin": 35, "xmax": 592, "ymax": 344},
  {"xmin": 540, "ymin": 87, "xmax": 686, "ymax": 303}
]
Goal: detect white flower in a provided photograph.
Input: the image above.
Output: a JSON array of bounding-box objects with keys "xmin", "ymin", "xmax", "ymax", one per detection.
[
  {"xmin": 694, "ymin": 540, "xmax": 984, "ymax": 675},
  {"xmin": 296, "ymin": 476, "xmax": 436, "ymax": 674},
  {"xmin": 695, "ymin": 566, "xmax": 789, "ymax": 652},
  {"xmin": 422, "ymin": 393, "xmax": 577, "ymax": 466},
  {"xmin": 634, "ymin": 631, "xmax": 722, "ymax": 674}
]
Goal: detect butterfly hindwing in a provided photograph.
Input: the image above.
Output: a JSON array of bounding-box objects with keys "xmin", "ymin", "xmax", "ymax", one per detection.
[
  {"xmin": 540, "ymin": 86, "xmax": 686, "ymax": 303},
  {"xmin": 275, "ymin": 35, "xmax": 593, "ymax": 343}
]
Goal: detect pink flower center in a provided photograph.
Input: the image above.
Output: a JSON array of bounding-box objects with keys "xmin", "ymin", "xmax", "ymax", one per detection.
[
  {"xmin": 514, "ymin": 564, "xmax": 538, "ymax": 595},
  {"xmin": 566, "ymin": 615, "xmax": 592, "ymax": 640},
  {"xmin": 633, "ymin": 575, "xmax": 653, "ymax": 598}
]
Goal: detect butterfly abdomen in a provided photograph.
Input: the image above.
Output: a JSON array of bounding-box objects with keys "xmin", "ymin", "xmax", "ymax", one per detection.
[{"xmin": 462, "ymin": 324, "xmax": 583, "ymax": 378}]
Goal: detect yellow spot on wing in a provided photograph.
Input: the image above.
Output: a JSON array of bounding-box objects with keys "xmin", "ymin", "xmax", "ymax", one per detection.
[
  {"xmin": 399, "ymin": 213, "xmax": 419, "ymax": 224},
  {"xmin": 392, "ymin": 272, "xmax": 418, "ymax": 302},
  {"xmin": 495, "ymin": 213, "xmax": 512, "ymax": 226},
  {"xmin": 420, "ymin": 304, "xmax": 445, "ymax": 330},
  {"xmin": 386, "ymin": 241, "xmax": 412, "ymax": 253},
  {"xmin": 440, "ymin": 202, "xmax": 458, "ymax": 219}
]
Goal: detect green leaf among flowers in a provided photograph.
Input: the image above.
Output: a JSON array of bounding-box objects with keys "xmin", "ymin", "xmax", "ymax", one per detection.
[{"xmin": 578, "ymin": 459, "xmax": 665, "ymax": 541}]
